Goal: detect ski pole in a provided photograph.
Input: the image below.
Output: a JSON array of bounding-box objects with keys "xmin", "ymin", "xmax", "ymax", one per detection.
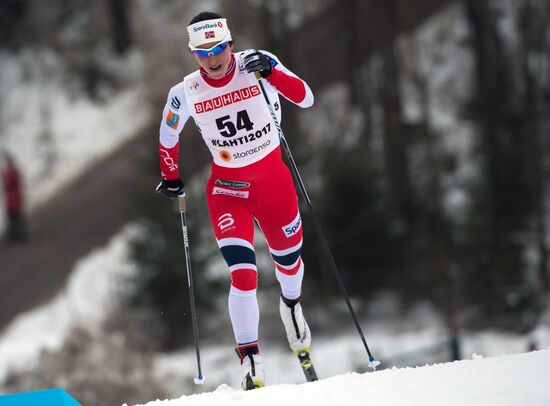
[
  {"xmin": 177, "ymin": 193, "xmax": 206, "ymax": 384},
  {"xmin": 255, "ymin": 73, "xmax": 380, "ymax": 369}
]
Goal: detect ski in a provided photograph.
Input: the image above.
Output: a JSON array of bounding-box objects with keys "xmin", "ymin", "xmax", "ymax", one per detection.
[{"xmin": 296, "ymin": 350, "xmax": 318, "ymax": 382}]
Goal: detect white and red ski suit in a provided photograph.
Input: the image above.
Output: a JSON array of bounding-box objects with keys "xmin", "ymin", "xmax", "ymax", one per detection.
[{"xmin": 159, "ymin": 50, "xmax": 314, "ymax": 345}]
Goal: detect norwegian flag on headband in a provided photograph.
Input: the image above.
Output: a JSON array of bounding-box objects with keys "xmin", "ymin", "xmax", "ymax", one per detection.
[{"xmin": 205, "ymin": 31, "xmax": 215, "ymax": 39}]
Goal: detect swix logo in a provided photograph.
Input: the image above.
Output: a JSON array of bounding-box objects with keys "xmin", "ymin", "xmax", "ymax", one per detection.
[
  {"xmin": 160, "ymin": 148, "xmax": 178, "ymax": 173},
  {"xmin": 183, "ymin": 226, "xmax": 189, "ymax": 245},
  {"xmin": 194, "ymin": 85, "xmax": 260, "ymax": 114},
  {"xmin": 217, "ymin": 213, "xmax": 235, "ymax": 231},
  {"xmin": 282, "ymin": 212, "xmax": 302, "ymax": 238}
]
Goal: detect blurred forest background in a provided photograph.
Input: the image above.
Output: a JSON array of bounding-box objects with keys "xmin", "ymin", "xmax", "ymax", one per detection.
[{"xmin": 1, "ymin": 0, "xmax": 550, "ymax": 404}]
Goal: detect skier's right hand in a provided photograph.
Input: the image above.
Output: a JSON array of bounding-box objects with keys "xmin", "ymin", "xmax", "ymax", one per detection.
[{"xmin": 156, "ymin": 178, "xmax": 185, "ymax": 199}]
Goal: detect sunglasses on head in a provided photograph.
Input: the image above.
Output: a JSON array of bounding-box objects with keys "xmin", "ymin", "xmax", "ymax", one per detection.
[{"xmin": 190, "ymin": 41, "xmax": 229, "ymax": 58}]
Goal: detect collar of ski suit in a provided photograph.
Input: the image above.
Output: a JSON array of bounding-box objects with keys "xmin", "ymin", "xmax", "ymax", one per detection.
[{"xmin": 200, "ymin": 54, "xmax": 236, "ymax": 87}]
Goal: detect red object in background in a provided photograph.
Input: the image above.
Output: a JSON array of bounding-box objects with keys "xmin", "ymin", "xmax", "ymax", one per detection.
[
  {"xmin": 3, "ymin": 154, "xmax": 23, "ymax": 215},
  {"xmin": 2, "ymin": 153, "xmax": 27, "ymax": 244}
]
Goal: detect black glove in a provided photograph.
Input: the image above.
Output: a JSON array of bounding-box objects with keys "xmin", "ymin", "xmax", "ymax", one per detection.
[
  {"xmin": 156, "ymin": 178, "xmax": 185, "ymax": 199},
  {"xmin": 243, "ymin": 49, "xmax": 273, "ymax": 78}
]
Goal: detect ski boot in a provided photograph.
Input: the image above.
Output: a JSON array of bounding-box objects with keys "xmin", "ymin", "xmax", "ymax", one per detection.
[
  {"xmin": 235, "ymin": 342, "xmax": 265, "ymax": 390},
  {"xmin": 280, "ymin": 295, "xmax": 318, "ymax": 381},
  {"xmin": 280, "ymin": 295, "xmax": 311, "ymax": 352}
]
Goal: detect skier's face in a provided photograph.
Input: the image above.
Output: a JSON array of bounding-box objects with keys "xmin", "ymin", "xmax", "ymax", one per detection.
[{"xmin": 193, "ymin": 40, "xmax": 234, "ymax": 79}]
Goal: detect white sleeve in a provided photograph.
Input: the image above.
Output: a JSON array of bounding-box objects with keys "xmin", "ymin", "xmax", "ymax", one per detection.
[{"xmin": 159, "ymin": 83, "xmax": 190, "ymax": 148}]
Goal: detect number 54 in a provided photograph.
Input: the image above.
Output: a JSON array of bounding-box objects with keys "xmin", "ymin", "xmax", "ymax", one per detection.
[{"xmin": 216, "ymin": 110, "xmax": 254, "ymax": 138}]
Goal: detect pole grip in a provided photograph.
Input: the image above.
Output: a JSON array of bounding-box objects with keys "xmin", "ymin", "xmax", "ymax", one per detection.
[
  {"xmin": 178, "ymin": 193, "xmax": 186, "ymax": 213},
  {"xmin": 254, "ymin": 71, "xmax": 262, "ymax": 80}
]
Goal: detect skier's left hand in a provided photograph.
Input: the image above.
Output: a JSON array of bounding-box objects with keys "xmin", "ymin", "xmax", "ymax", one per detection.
[{"xmin": 243, "ymin": 49, "xmax": 273, "ymax": 78}]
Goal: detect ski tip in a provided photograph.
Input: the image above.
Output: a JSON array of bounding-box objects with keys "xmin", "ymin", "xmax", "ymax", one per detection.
[
  {"xmin": 368, "ymin": 358, "xmax": 381, "ymax": 370},
  {"xmin": 194, "ymin": 375, "xmax": 206, "ymax": 385}
]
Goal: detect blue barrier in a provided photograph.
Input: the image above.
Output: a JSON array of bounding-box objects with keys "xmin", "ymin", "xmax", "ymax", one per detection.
[{"xmin": 0, "ymin": 388, "xmax": 80, "ymax": 405}]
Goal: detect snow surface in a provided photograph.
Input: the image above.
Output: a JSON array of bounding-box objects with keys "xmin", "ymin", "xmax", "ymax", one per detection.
[{"xmin": 133, "ymin": 350, "xmax": 550, "ymax": 406}]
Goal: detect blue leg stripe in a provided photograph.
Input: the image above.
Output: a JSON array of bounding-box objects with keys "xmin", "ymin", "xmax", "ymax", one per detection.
[
  {"xmin": 220, "ymin": 245, "xmax": 256, "ymax": 267},
  {"xmin": 271, "ymin": 248, "xmax": 301, "ymax": 267}
]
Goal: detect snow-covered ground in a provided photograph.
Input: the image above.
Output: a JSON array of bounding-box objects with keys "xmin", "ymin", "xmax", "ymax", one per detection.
[{"xmin": 134, "ymin": 349, "xmax": 550, "ymax": 406}]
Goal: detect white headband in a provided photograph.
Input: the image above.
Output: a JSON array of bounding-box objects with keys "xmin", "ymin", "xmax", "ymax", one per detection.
[{"xmin": 187, "ymin": 18, "xmax": 232, "ymax": 49}]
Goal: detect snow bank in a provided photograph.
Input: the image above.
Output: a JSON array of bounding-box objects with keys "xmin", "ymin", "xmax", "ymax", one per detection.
[{"xmin": 133, "ymin": 349, "xmax": 550, "ymax": 406}]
